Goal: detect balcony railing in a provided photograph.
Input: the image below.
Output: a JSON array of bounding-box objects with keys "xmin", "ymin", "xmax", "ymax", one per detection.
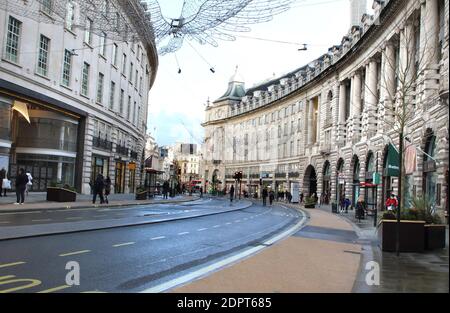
[
  {"xmin": 92, "ymin": 136, "xmax": 113, "ymax": 151},
  {"xmin": 116, "ymin": 144, "xmax": 129, "ymax": 156},
  {"xmin": 130, "ymin": 150, "xmax": 139, "ymax": 160}
]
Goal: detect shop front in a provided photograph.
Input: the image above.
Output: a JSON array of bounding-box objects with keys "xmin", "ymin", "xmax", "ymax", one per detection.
[
  {"xmin": 128, "ymin": 162, "xmax": 136, "ymax": 193},
  {"xmin": 115, "ymin": 160, "xmax": 126, "ymax": 194}
]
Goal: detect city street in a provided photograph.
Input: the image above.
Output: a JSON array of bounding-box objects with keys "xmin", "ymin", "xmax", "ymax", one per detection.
[{"xmin": 0, "ymin": 199, "xmax": 303, "ymax": 293}]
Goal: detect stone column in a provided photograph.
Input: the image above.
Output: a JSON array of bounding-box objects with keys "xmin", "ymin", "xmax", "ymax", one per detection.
[
  {"xmin": 352, "ymin": 71, "xmax": 362, "ymax": 117},
  {"xmin": 383, "ymin": 43, "xmax": 396, "ymax": 101},
  {"xmin": 307, "ymin": 99, "xmax": 314, "ymax": 145},
  {"xmin": 420, "ymin": 0, "xmax": 440, "ymax": 67},
  {"xmin": 338, "ymin": 82, "xmax": 347, "ymax": 124},
  {"xmin": 366, "ymin": 59, "xmax": 378, "ymax": 135}
]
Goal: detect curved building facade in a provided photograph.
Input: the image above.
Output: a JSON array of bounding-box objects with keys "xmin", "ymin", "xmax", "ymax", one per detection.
[
  {"xmin": 0, "ymin": 0, "xmax": 158, "ymax": 194},
  {"xmin": 202, "ymin": 0, "xmax": 449, "ymax": 216}
]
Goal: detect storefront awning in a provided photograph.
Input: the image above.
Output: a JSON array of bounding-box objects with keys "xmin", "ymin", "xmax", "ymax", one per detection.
[
  {"xmin": 385, "ymin": 142, "xmax": 399, "ymax": 177},
  {"xmin": 12, "ymin": 100, "xmax": 30, "ymax": 124}
]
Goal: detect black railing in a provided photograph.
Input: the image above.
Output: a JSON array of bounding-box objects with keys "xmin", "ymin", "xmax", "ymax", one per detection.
[
  {"xmin": 275, "ymin": 172, "xmax": 286, "ymax": 178},
  {"xmin": 130, "ymin": 150, "xmax": 138, "ymax": 159},
  {"xmin": 92, "ymin": 136, "xmax": 113, "ymax": 151},
  {"xmin": 116, "ymin": 144, "xmax": 129, "ymax": 156}
]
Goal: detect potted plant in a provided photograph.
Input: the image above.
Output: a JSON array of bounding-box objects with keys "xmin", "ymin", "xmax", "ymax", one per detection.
[
  {"xmin": 377, "ymin": 210, "xmax": 425, "ymax": 253},
  {"xmin": 135, "ymin": 186, "xmax": 147, "ymax": 200},
  {"xmin": 377, "ymin": 196, "xmax": 446, "ymax": 252},
  {"xmin": 304, "ymin": 196, "xmax": 316, "ymax": 209},
  {"xmin": 410, "ymin": 197, "xmax": 446, "ymax": 250},
  {"xmin": 46, "ymin": 181, "xmax": 77, "ymax": 202}
]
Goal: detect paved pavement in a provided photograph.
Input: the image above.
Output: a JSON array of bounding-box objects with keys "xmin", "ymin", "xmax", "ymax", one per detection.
[
  {"xmin": 173, "ymin": 200, "xmax": 449, "ymax": 293},
  {"xmin": 0, "ymin": 192, "xmax": 199, "ymax": 212},
  {"xmin": 174, "ymin": 203, "xmax": 362, "ymax": 293},
  {"xmin": 0, "ymin": 202, "xmax": 302, "ymax": 293}
]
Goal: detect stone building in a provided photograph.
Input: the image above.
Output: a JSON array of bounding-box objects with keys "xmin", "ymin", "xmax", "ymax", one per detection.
[
  {"xmin": 202, "ymin": 0, "xmax": 449, "ymax": 216},
  {"xmin": 0, "ymin": 0, "xmax": 158, "ymax": 194}
]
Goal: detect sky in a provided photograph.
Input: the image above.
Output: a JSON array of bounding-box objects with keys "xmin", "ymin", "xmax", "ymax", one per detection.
[{"xmin": 147, "ymin": 0, "xmax": 374, "ymax": 147}]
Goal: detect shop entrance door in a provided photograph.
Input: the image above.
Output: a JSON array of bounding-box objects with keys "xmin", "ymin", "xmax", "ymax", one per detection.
[{"xmin": 115, "ymin": 161, "xmax": 125, "ymax": 194}]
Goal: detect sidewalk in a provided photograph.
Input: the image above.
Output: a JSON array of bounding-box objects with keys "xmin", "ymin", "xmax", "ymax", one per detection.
[
  {"xmin": 0, "ymin": 192, "xmax": 199, "ymax": 212},
  {"xmin": 173, "ymin": 205, "xmax": 363, "ymax": 292},
  {"xmin": 172, "ymin": 201, "xmax": 449, "ymax": 293}
]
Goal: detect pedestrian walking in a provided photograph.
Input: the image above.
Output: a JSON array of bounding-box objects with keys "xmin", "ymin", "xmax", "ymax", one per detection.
[
  {"xmin": 339, "ymin": 196, "xmax": 345, "ymax": 213},
  {"xmin": 92, "ymin": 174, "xmax": 105, "ymax": 204},
  {"xmin": 229, "ymin": 185, "xmax": 235, "ymax": 204},
  {"xmin": 300, "ymin": 192, "xmax": 304, "ymax": 204},
  {"xmin": 269, "ymin": 190, "xmax": 275, "ymax": 206},
  {"xmin": 356, "ymin": 195, "xmax": 365, "ymax": 222},
  {"xmin": 25, "ymin": 171, "xmax": 33, "ymax": 195},
  {"xmin": 163, "ymin": 181, "xmax": 169, "ymax": 199},
  {"xmin": 104, "ymin": 176, "xmax": 112, "ymax": 204},
  {"xmin": 14, "ymin": 168, "xmax": 28, "ymax": 205},
  {"xmin": 262, "ymin": 186, "xmax": 268, "ymax": 206},
  {"xmin": 0, "ymin": 167, "xmax": 10, "ymax": 197},
  {"xmin": 344, "ymin": 198, "xmax": 351, "ymax": 213}
]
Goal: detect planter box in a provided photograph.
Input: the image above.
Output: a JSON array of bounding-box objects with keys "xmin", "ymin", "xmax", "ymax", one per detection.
[
  {"xmin": 135, "ymin": 191, "xmax": 147, "ymax": 200},
  {"xmin": 424, "ymin": 224, "xmax": 446, "ymax": 250},
  {"xmin": 377, "ymin": 220, "xmax": 425, "ymax": 252},
  {"xmin": 46, "ymin": 187, "xmax": 76, "ymax": 202},
  {"xmin": 304, "ymin": 203, "xmax": 315, "ymax": 209}
]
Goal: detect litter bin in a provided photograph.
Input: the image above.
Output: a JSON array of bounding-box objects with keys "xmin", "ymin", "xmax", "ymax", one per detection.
[{"xmin": 331, "ymin": 203, "xmax": 338, "ymax": 213}]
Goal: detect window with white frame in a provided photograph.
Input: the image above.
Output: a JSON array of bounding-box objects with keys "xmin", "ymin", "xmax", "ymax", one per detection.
[
  {"xmin": 139, "ymin": 76, "xmax": 143, "ymax": 94},
  {"xmin": 81, "ymin": 62, "xmax": 90, "ymax": 96},
  {"xmin": 84, "ymin": 18, "xmax": 93, "ymax": 44},
  {"xmin": 119, "ymin": 89, "xmax": 124, "ymax": 114},
  {"xmin": 112, "ymin": 43, "xmax": 118, "ymax": 66},
  {"xmin": 61, "ymin": 49, "xmax": 72, "ymax": 87},
  {"xmin": 129, "ymin": 62, "xmax": 133, "ymax": 82},
  {"xmin": 37, "ymin": 35, "xmax": 50, "ymax": 76},
  {"xmin": 109, "ymin": 81, "xmax": 115, "ymax": 109},
  {"xmin": 122, "ymin": 53, "xmax": 127, "ymax": 74},
  {"xmin": 65, "ymin": 1, "xmax": 75, "ymax": 30},
  {"xmin": 96, "ymin": 72, "xmax": 104, "ymax": 103},
  {"xmin": 41, "ymin": 0, "xmax": 53, "ymax": 15},
  {"xmin": 127, "ymin": 96, "xmax": 131, "ymax": 120},
  {"xmin": 5, "ymin": 16, "xmax": 21, "ymax": 63},
  {"xmin": 99, "ymin": 32, "xmax": 107, "ymax": 56}
]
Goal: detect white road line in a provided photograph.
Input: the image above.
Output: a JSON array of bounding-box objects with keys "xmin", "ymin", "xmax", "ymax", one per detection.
[
  {"xmin": 150, "ymin": 236, "xmax": 165, "ymax": 240},
  {"xmin": 66, "ymin": 217, "xmax": 83, "ymax": 220},
  {"xmin": 0, "ymin": 221, "xmax": 11, "ymax": 224},
  {"xmin": 234, "ymin": 220, "xmax": 241, "ymax": 223},
  {"xmin": 212, "ymin": 225, "xmax": 220, "ymax": 228},
  {"xmin": 59, "ymin": 250, "xmax": 91, "ymax": 257},
  {"xmin": 113, "ymin": 242, "xmax": 135, "ymax": 247},
  {"xmin": 0, "ymin": 211, "xmax": 42, "ymax": 216},
  {"xmin": 93, "ymin": 215, "xmax": 108, "ymax": 218},
  {"xmin": 197, "ymin": 228, "xmax": 207, "ymax": 231},
  {"xmin": 178, "ymin": 232, "xmax": 189, "ymax": 236},
  {"xmin": 31, "ymin": 219, "xmax": 52, "ymax": 222},
  {"xmin": 225, "ymin": 222, "xmax": 232, "ymax": 225},
  {"xmin": 140, "ymin": 209, "xmax": 307, "ymax": 293}
]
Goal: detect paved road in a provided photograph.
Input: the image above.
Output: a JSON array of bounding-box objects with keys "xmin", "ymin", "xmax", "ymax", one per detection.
[
  {"xmin": 0, "ymin": 198, "xmax": 218, "ymax": 226},
  {"xmin": 0, "ymin": 201, "xmax": 303, "ymax": 293}
]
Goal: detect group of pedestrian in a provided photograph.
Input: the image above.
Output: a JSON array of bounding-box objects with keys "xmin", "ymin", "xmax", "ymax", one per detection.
[
  {"xmin": 91, "ymin": 174, "xmax": 112, "ymax": 204},
  {"xmin": 261, "ymin": 187, "xmax": 275, "ymax": 206}
]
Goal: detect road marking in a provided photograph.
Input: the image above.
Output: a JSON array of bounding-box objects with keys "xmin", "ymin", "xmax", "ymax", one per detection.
[
  {"xmin": 0, "ymin": 221, "xmax": 11, "ymax": 224},
  {"xmin": 225, "ymin": 222, "xmax": 232, "ymax": 225},
  {"xmin": 212, "ymin": 225, "xmax": 220, "ymax": 228},
  {"xmin": 197, "ymin": 228, "xmax": 207, "ymax": 231},
  {"xmin": 0, "ymin": 262, "xmax": 26, "ymax": 269},
  {"xmin": 0, "ymin": 275, "xmax": 15, "ymax": 281},
  {"xmin": 140, "ymin": 209, "xmax": 308, "ymax": 293},
  {"xmin": 37, "ymin": 285, "xmax": 71, "ymax": 293},
  {"xmin": 66, "ymin": 217, "xmax": 83, "ymax": 220},
  {"xmin": 150, "ymin": 236, "xmax": 165, "ymax": 240},
  {"xmin": 31, "ymin": 219, "xmax": 52, "ymax": 222},
  {"xmin": 0, "ymin": 211, "xmax": 42, "ymax": 216},
  {"xmin": 234, "ymin": 220, "xmax": 241, "ymax": 223},
  {"xmin": 178, "ymin": 232, "xmax": 189, "ymax": 236},
  {"xmin": 93, "ymin": 215, "xmax": 108, "ymax": 218},
  {"xmin": 59, "ymin": 250, "xmax": 91, "ymax": 257},
  {"xmin": 113, "ymin": 242, "xmax": 135, "ymax": 247}
]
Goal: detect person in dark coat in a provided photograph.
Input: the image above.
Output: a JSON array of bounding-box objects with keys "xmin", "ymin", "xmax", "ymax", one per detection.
[
  {"xmin": 162, "ymin": 181, "xmax": 169, "ymax": 199},
  {"xmin": 104, "ymin": 176, "xmax": 112, "ymax": 204},
  {"xmin": 262, "ymin": 187, "xmax": 268, "ymax": 206},
  {"xmin": 0, "ymin": 167, "xmax": 8, "ymax": 197},
  {"xmin": 229, "ymin": 185, "xmax": 235, "ymax": 204},
  {"xmin": 15, "ymin": 168, "xmax": 28, "ymax": 204},
  {"xmin": 269, "ymin": 190, "xmax": 275, "ymax": 206},
  {"xmin": 92, "ymin": 174, "xmax": 105, "ymax": 204}
]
